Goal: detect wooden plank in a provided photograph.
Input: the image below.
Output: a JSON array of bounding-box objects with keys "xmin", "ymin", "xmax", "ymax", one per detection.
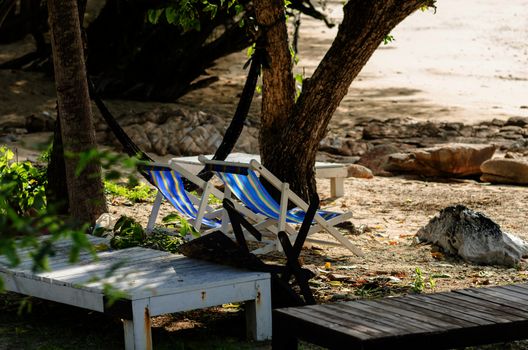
[
  {"xmin": 274, "ymin": 285, "xmax": 528, "ymax": 350},
  {"xmin": 322, "ymin": 303, "xmax": 429, "ymax": 334},
  {"xmin": 358, "ymin": 299, "xmax": 456, "ymax": 330},
  {"xmin": 455, "ymin": 288, "xmax": 528, "ymax": 310},
  {"xmin": 405, "ymin": 294, "xmax": 512, "ymax": 324},
  {"xmin": 275, "ymin": 307, "xmax": 373, "ymax": 341},
  {"xmin": 0, "ymin": 271, "xmax": 104, "ymax": 312},
  {"xmin": 348, "ymin": 301, "xmax": 446, "ymax": 332},
  {"xmin": 273, "ymin": 308, "xmax": 364, "ymax": 349},
  {"xmin": 43, "ymin": 252, "xmax": 177, "ymax": 282},
  {"xmin": 493, "ymin": 285, "xmax": 528, "ymax": 298},
  {"xmin": 506, "ymin": 284, "xmax": 528, "ymax": 293},
  {"xmin": 399, "ymin": 296, "xmax": 489, "ymax": 326},
  {"xmin": 501, "ymin": 284, "xmax": 528, "ymax": 296},
  {"xmin": 294, "ymin": 306, "xmax": 397, "ymax": 337},
  {"xmin": 123, "ymin": 269, "xmax": 269, "ymax": 300},
  {"xmin": 427, "ymin": 292, "xmax": 528, "ymax": 321},
  {"xmin": 3, "ymin": 246, "xmax": 150, "ymax": 274},
  {"xmin": 0, "ymin": 235, "xmax": 109, "ymax": 266},
  {"xmin": 374, "ymin": 298, "xmax": 477, "ymax": 328},
  {"xmin": 372, "ymin": 298, "xmax": 474, "ymax": 329}
]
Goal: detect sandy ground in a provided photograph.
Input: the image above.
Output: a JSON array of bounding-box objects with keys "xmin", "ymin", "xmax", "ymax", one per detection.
[
  {"xmin": 2, "ymin": 1, "xmax": 528, "ymax": 348},
  {"xmin": 178, "ymin": 0, "xmax": 528, "ymax": 125}
]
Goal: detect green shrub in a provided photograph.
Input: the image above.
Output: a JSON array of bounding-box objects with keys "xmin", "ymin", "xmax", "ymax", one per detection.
[
  {"xmin": 110, "ymin": 216, "xmax": 184, "ymax": 253},
  {"xmin": 104, "ymin": 180, "xmax": 155, "ymax": 203},
  {"xmin": 0, "ymin": 147, "xmax": 46, "ymax": 215},
  {"xmin": 0, "ymin": 147, "xmax": 94, "ymax": 290}
]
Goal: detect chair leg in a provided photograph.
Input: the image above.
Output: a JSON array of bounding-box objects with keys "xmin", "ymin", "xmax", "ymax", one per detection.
[
  {"xmin": 146, "ymin": 192, "xmax": 163, "ymax": 234},
  {"xmin": 324, "ymin": 224, "xmax": 364, "ymax": 257},
  {"xmin": 278, "ymin": 232, "xmax": 316, "ymax": 305}
]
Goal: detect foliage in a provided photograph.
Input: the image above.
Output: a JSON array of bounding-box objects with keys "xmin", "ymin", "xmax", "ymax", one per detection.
[
  {"xmin": 104, "ymin": 180, "xmax": 155, "ymax": 203},
  {"xmin": 110, "ymin": 216, "xmax": 185, "ymax": 253},
  {"xmin": 0, "ymin": 147, "xmax": 96, "ymax": 282},
  {"xmin": 162, "ymin": 213, "xmax": 200, "ymax": 238},
  {"xmin": 0, "ymin": 146, "xmax": 46, "ymax": 215},
  {"xmin": 383, "ymin": 34, "xmax": 395, "ymax": 45},
  {"xmin": 109, "ymin": 216, "xmax": 146, "ymax": 249},
  {"xmin": 410, "ymin": 267, "xmax": 436, "ymax": 293},
  {"xmin": 147, "ymin": 0, "xmax": 244, "ymax": 32},
  {"xmin": 72, "ymin": 149, "xmax": 142, "ymax": 180},
  {"xmin": 0, "ymin": 147, "xmax": 146, "ymax": 297}
]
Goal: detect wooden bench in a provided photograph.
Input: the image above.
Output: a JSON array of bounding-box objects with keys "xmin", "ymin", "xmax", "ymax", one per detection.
[
  {"xmin": 273, "ymin": 284, "xmax": 528, "ymax": 349},
  {"xmin": 169, "ymin": 153, "xmax": 349, "ymax": 198},
  {"xmin": 0, "ymin": 235, "xmax": 271, "ymax": 349}
]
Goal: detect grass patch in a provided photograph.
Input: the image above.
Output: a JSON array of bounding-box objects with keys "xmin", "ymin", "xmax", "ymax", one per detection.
[{"xmin": 104, "ymin": 180, "xmax": 155, "ymax": 203}]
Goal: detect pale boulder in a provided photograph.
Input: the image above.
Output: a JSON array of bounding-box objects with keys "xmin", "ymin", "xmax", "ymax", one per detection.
[
  {"xmin": 480, "ymin": 158, "xmax": 528, "ymax": 185},
  {"xmin": 346, "ymin": 164, "xmax": 373, "ymax": 179},
  {"xmin": 385, "ymin": 143, "xmax": 495, "ymax": 177}
]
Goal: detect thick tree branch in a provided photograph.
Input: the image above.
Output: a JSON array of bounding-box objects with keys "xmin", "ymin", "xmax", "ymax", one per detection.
[
  {"xmin": 259, "ymin": 0, "xmax": 430, "ymax": 199},
  {"xmin": 291, "ymin": 0, "xmax": 427, "ymax": 150}
]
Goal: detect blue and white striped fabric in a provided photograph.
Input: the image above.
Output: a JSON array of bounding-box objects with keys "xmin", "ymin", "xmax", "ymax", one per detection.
[
  {"xmin": 145, "ymin": 167, "xmax": 221, "ymax": 228},
  {"xmin": 217, "ymin": 169, "xmax": 339, "ymax": 224}
]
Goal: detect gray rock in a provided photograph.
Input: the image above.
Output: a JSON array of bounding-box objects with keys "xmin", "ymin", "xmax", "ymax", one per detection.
[
  {"xmin": 357, "ymin": 144, "xmax": 401, "ymax": 176},
  {"xmin": 417, "ymin": 205, "xmax": 528, "ymax": 266},
  {"xmin": 0, "ymin": 114, "xmax": 26, "ymax": 130},
  {"xmin": 385, "ymin": 143, "xmax": 496, "ymax": 177},
  {"xmin": 99, "ymin": 107, "xmax": 259, "ymax": 156},
  {"xmin": 480, "ymin": 158, "xmax": 528, "ymax": 185},
  {"xmin": 26, "ymin": 113, "xmax": 56, "ymax": 132},
  {"xmin": 505, "ymin": 116, "xmax": 528, "ymax": 127}
]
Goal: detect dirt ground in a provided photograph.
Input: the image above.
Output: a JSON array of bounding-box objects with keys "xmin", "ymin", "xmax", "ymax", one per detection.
[{"xmin": 1, "ymin": 0, "xmax": 528, "ymax": 349}]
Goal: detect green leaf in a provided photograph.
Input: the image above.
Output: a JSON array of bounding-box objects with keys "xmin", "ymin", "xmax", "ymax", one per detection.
[
  {"xmin": 383, "ymin": 34, "xmax": 395, "ymax": 45},
  {"xmin": 147, "ymin": 9, "xmax": 164, "ymax": 24},
  {"xmin": 165, "ymin": 7, "xmax": 177, "ymax": 24},
  {"xmin": 162, "ymin": 213, "xmax": 181, "ymax": 223},
  {"xmin": 203, "ymin": 3, "xmax": 218, "ymax": 19}
]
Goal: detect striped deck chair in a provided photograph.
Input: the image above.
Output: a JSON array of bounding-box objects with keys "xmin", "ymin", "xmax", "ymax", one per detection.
[
  {"xmin": 141, "ymin": 163, "xmax": 223, "ymax": 234},
  {"xmin": 141, "ymin": 163, "xmax": 276, "ymax": 253},
  {"xmin": 198, "ymin": 157, "xmax": 363, "ymax": 256}
]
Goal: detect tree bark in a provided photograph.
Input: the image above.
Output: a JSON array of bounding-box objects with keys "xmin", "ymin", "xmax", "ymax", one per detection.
[
  {"xmin": 257, "ymin": 0, "xmax": 430, "ymax": 200},
  {"xmin": 46, "ymin": 110, "xmax": 69, "ymax": 215},
  {"xmin": 47, "ymin": 0, "xmax": 107, "ymax": 224}
]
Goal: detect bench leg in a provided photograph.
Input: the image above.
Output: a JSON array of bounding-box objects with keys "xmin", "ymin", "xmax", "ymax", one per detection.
[
  {"xmin": 123, "ymin": 300, "xmax": 152, "ymax": 350},
  {"xmin": 245, "ymin": 280, "xmax": 272, "ymax": 341},
  {"xmin": 330, "ymin": 177, "xmax": 344, "ymax": 198}
]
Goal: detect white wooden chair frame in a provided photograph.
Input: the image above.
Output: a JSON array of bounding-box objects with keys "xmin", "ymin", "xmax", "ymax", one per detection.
[{"xmin": 145, "ymin": 162, "xmax": 278, "ymax": 253}]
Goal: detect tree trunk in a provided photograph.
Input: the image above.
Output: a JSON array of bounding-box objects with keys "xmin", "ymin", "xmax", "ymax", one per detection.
[
  {"xmin": 257, "ymin": 0, "xmax": 430, "ymax": 200},
  {"xmin": 47, "ymin": 0, "xmax": 107, "ymax": 224},
  {"xmin": 45, "ymin": 110, "xmax": 69, "ymax": 215}
]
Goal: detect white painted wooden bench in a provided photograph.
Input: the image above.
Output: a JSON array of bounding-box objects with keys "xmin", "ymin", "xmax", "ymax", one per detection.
[
  {"xmin": 0, "ymin": 235, "xmax": 271, "ymax": 349},
  {"xmin": 170, "ymin": 152, "xmax": 349, "ymax": 198}
]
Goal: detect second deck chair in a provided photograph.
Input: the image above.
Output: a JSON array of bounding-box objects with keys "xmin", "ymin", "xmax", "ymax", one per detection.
[{"xmin": 198, "ymin": 157, "xmax": 364, "ymax": 257}]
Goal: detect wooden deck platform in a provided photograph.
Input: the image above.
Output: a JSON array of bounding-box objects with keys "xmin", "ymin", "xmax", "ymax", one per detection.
[
  {"xmin": 273, "ymin": 284, "xmax": 528, "ymax": 349},
  {"xmin": 0, "ymin": 235, "xmax": 271, "ymax": 350}
]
